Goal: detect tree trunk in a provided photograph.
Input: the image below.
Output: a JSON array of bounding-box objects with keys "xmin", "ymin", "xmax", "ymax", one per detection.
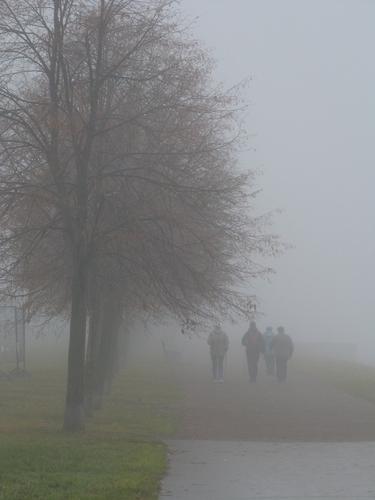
[
  {"xmin": 84, "ymin": 283, "xmax": 103, "ymax": 417},
  {"xmin": 92, "ymin": 298, "xmax": 122, "ymax": 409},
  {"xmin": 63, "ymin": 256, "xmax": 88, "ymax": 432}
]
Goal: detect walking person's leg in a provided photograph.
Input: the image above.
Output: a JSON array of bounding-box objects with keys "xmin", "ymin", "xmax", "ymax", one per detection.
[
  {"xmin": 270, "ymin": 355, "xmax": 275, "ymax": 376},
  {"xmin": 246, "ymin": 353, "xmax": 252, "ymax": 380},
  {"xmin": 281, "ymin": 359, "xmax": 288, "ymax": 381},
  {"xmin": 248, "ymin": 354, "xmax": 257, "ymax": 382},
  {"xmin": 218, "ymin": 356, "xmax": 224, "ymax": 381},
  {"xmin": 276, "ymin": 357, "xmax": 282, "ymax": 382},
  {"xmin": 265, "ymin": 354, "xmax": 274, "ymax": 375},
  {"xmin": 212, "ymin": 356, "xmax": 217, "ymax": 380},
  {"xmin": 264, "ymin": 354, "xmax": 269, "ymax": 373},
  {"xmin": 249, "ymin": 362, "xmax": 254, "ymax": 381}
]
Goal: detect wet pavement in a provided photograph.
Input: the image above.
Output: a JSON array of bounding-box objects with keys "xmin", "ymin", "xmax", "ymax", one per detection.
[
  {"xmin": 176, "ymin": 361, "xmax": 375, "ymax": 441},
  {"xmin": 160, "ymin": 440, "xmax": 375, "ymax": 499}
]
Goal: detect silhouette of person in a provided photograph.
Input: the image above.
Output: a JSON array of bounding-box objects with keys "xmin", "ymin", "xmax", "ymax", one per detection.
[
  {"xmin": 271, "ymin": 326, "xmax": 294, "ymax": 382},
  {"xmin": 207, "ymin": 325, "xmax": 229, "ymax": 382},
  {"xmin": 242, "ymin": 321, "xmax": 264, "ymax": 382}
]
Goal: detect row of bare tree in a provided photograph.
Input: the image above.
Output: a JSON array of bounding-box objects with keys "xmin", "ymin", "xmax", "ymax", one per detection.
[{"xmin": 0, "ymin": 0, "xmax": 277, "ymax": 430}]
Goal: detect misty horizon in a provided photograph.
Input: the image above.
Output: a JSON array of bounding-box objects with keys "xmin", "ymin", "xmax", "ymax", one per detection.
[{"xmin": 183, "ymin": 0, "xmax": 375, "ymax": 356}]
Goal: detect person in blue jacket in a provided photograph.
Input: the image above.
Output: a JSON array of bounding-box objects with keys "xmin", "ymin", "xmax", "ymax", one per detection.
[{"xmin": 263, "ymin": 326, "xmax": 275, "ymax": 376}]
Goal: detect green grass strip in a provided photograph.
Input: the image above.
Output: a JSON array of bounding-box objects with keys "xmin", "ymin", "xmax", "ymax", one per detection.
[{"xmin": 0, "ymin": 361, "xmax": 180, "ymax": 500}]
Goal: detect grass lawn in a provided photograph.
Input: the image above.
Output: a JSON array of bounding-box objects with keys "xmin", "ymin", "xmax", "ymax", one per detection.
[
  {"xmin": 300, "ymin": 356, "xmax": 375, "ymax": 404},
  {"xmin": 0, "ymin": 354, "xmax": 180, "ymax": 500}
]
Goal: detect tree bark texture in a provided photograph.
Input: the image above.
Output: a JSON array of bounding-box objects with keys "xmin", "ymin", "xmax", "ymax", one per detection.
[{"xmin": 63, "ymin": 255, "xmax": 88, "ymax": 431}]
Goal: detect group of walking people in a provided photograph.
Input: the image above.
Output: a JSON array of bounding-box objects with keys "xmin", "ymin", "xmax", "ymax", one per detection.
[{"xmin": 207, "ymin": 321, "xmax": 294, "ymax": 383}]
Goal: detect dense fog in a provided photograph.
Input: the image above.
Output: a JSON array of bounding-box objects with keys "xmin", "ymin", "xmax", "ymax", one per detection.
[
  {"xmin": 2, "ymin": 4, "xmax": 375, "ymax": 498},
  {"xmin": 9, "ymin": 0, "xmax": 374, "ymax": 368},
  {"xmin": 180, "ymin": 0, "xmax": 375, "ymax": 363}
]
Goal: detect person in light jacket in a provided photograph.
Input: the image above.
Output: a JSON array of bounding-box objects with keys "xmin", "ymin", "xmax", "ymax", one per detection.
[{"xmin": 207, "ymin": 325, "xmax": 229, "ymax": 382}]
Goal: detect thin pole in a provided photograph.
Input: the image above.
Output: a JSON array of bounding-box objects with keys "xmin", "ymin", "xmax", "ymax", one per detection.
[
  {"xmin": 14, "ymin": 306, "xmax": 19, "ymax": 370},
  {"xmin": 21, "ymin": 308, "xmax": 26, "ymax": 371}
]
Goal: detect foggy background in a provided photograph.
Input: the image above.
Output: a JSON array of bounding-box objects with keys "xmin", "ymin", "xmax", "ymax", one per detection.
[
  {"xmin": 177, "ymin": 0, "xmax": 375, "ymax": 363},
  {"xmin": 21, "ymin": 1, "xmax": 375, "ymax": 367}
]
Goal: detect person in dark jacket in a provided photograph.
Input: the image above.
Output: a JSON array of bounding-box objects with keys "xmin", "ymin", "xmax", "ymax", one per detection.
[
  {"xmin": 241, "ymin": 321, "xmax": 264, "ymax": 382},
  {"xmin": 271, "ymin": 326, "xmax": 294, "ymax": 382},
  {"xmin": 207, "ymin": 325, "xmax": 229, "ymax": 382}
]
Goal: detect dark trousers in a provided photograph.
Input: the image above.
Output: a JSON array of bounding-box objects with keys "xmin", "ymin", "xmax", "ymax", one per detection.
[
  {"xmin": 264, "ymin": 353, "xmax": 275, "ymax": 375},
  {"xmin": 246, "ymin": 353, "xmax": 259, "ymax": 382},
  {"xmin": 276, "ymin": 357, "xmax": 288, "ymax": 382},
  {"xmin": 212, "ymin": 355, "xmax": 225, "ymax": 380}
]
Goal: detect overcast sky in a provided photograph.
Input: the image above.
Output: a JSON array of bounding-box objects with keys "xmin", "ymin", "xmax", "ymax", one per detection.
[{"xmin": 181, "ymin": 0, "xmax": 375, "ymax": 353}]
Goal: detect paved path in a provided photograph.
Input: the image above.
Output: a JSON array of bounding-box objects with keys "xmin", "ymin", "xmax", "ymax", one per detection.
[
  {"xmin": 160, "ymin": 361, "xmax": 375, "ymax": 499},
  {"xmin": 176, "ymin": 360, "xmax": 375, "ymax": 441},
  {"xmin": 161, "ymin": 440, "xmax": 375, "ymax": 500}
]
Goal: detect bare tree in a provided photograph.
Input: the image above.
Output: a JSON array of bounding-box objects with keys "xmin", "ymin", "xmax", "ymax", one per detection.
[{"xmin": 0, "ymin": 0, "xmax": 277, "ymax": 431}]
